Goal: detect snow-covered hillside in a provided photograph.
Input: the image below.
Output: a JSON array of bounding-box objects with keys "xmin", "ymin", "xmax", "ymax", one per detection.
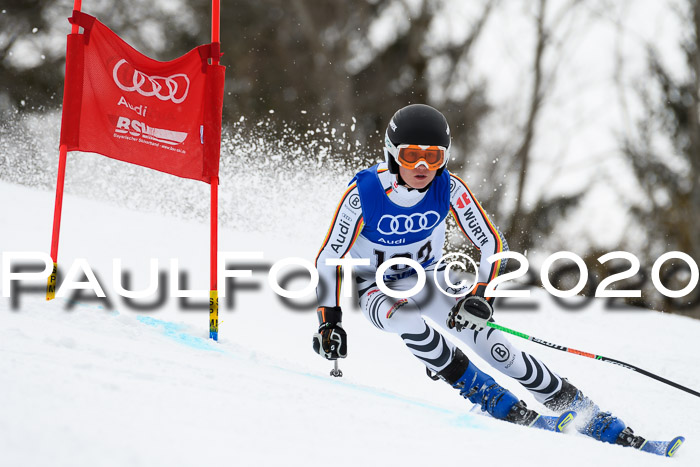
[{"xmin": 1, "ymin": 180, "xmax": 699, "ymax": 467}]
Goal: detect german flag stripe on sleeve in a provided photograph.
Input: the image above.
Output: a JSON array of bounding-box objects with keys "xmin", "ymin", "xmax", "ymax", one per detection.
[
  {"xmin": 450, "ymin": 174, "xmax": 505, "ymax": 282},
  {"xmin": 335, "ymin": 265, "xmax": 342, "ymax": 306},
  {"xmin": 315, "ymin": 183, "xmax": 358, "ymax": 267},
  {"xmin": 333, "ymin": 218, "xmax": 364, "ymax": 306},
  {"xmin": 449, "ymin": 206, "xmax": 478, "ymax": 249}
]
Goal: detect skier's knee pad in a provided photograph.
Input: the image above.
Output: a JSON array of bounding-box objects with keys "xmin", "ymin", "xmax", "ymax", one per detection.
[
  {"xmin": 544, "ymin": 378, "xmax": 579, "ymax": 411},
  {"xmin": 545, "ymin": 379, "xmax": 599, "ymax": 420},
  {"xmin": 435, "ymin": 347, "xmax": 470, "ymax": 385}
]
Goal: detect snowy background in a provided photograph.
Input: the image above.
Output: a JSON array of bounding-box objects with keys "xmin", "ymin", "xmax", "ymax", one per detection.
[
  {"xmin": 1, "ymin": 0, "xmax": 696, "ymax": 254},
  {"xmin": 2, "ymin": 0, "xmax": 700, "ymax": 465},
  {"xmin": 1, "ymin": 177, "xmax": 699, "ymax": 466}
]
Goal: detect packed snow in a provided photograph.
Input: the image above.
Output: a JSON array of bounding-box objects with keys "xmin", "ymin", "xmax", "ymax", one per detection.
[{"xmin": 1, "ymin": 179, "xmax": 698, "ymax": 466}]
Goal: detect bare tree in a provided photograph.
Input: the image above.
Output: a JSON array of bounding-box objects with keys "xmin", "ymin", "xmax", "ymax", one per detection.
[
  {"xmin": 212, "ymin": 0, "xmax": 496, "ymax": 152},
  {"xmin": 472, "ymin": 0, "xmax": 588, "ymax": 255},
  {"xmin": 0, "ymin": 0, "xmax": 201, "ymax": 113},
  {"xmin": 619, "ymin": 0, "xmax": 700, "ymax": 316}
]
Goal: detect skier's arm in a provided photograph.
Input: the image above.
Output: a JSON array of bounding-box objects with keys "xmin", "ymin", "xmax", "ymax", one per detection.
[
  {"xmin": 312, "ymin": 184, "xmax": 363, "ymax": 360},
  {"xmin": 448, "ymin": 173, "xmax": 508, "ymax": 301},
  {"xmin": 314, "ymin": 183, "xmax": 364, "ymax": 308}
]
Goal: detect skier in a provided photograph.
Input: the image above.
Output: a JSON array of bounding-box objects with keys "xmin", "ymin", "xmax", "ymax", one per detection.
[{"xmin": 312, "ymin": 104, "xmax": 681, "ymax": 455}]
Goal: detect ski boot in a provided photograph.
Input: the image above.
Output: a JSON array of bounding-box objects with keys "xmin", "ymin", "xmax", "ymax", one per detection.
[
  {"xmin": 545, "ymin": 378, "xmax": 627, "ymax": 440},
  {"xmin": 436, "ymin": 349, "xmax": 575, "ymax": 432}
]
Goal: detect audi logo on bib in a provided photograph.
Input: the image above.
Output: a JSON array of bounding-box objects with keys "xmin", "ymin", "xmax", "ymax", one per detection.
[
  {"xmin": 112, "ymin": 59, "xmax": 190, "ymax": 104},
  {"xmin": 377, "ymin": 211, "xmax": 441, "ymax": 235}
]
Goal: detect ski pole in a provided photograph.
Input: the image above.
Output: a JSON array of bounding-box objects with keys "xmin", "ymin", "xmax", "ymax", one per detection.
[
  {"xmin": 486, "ymin": 321, "xmax": 700, "ymax": 399},
  {"xmin": 330, "ymin": 360, "xmax": 343, "ymax": 377}
]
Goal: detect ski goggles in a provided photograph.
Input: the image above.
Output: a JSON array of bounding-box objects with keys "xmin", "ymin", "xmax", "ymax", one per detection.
[{"xmin": 389, "ymin": 144, "xmax": 447, "ymax": 170}]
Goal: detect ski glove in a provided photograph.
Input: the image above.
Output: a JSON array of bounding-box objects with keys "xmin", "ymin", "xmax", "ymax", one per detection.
[
  {"xmin": 312, "ymin": 306, "xmax": 347, "ymax": 360},
  {"xmin": 447, "ymin": 296, "xmax": 493, "ymax": 332}
]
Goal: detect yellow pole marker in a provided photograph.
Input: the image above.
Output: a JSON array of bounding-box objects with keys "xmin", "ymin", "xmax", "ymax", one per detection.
[
  {"xmin": 209, "ymin": 290, "xmax": 218, "ymax": 341},
  {"xmin": 46, "ymin": 262, "xmax": 58, "ymax": 300}
]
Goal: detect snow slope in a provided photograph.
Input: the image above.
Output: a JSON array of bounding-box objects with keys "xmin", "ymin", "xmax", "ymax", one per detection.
[{"xmin": 1, "ymin": 180, "xmax": 699, "ymax": 467}]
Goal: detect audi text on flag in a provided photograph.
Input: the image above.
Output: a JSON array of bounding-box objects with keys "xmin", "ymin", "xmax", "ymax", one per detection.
[{"xmin": 60, "ymin": 12, "xmax": 225, "ymax": 183}]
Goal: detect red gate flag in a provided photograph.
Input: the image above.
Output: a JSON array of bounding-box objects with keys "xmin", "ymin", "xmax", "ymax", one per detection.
[
  {"xmin": 60, "ymin": 11, "xmax": 225, "ymax": 183},
  {"xmin": 48, "ymin": 3, "xmax": 224, "ymax": 341}
]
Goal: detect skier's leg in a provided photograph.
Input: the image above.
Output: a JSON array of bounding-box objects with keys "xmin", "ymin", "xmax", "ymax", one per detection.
[
  {"xmin": 459, "ymin": 326, "xmax": 563, "ymax": 403},
  {"xmin": 419, "ymin": 269, "xmax": 633, "ymax": 445},
  {"xmin": 464, "ymin": 328, "xmax": 631, "ymax": 444},
  {"xmin": 359, "ymin": 282, "xmax": 550, "ymax": 426},
  {"xmin": 433, "ymin": 346, "xmax": 552, "ymax": 426},
  {"xmin": 418, "ymin": 268, "xmax": 565, "ymax": 403},
  {"xmin": 359, "ymin": 284, "xmax": 453, "ymax": 373}
]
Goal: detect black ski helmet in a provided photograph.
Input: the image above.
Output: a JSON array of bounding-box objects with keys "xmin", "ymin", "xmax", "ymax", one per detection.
[{"xmin": 384, "ymin": 104, "xmax": 451, "ymax": 175}]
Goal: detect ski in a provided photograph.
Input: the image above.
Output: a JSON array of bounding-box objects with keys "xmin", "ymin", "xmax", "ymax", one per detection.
[
  {"xmin": 470, "ymin": 405, "xmax": 576, "ymax": 433},
  {"xmin": 615, "ymin": 424, "xmax": 685, "ymax": 457},
  {"xmin": 638, "ymin": 435, "xmax": 685, "ymax": 457},
  {"xmin": 531, "ymin": 410, "xmax": 576, "ymax": 433}
]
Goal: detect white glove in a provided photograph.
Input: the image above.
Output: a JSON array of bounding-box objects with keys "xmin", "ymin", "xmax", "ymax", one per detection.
[{"xmin": 447, "ymin": 296, "xmax": 493, "ymax": 332}]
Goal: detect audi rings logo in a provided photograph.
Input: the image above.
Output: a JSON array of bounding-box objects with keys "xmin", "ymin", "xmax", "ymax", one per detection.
[
  {"xmin": 377, "ymin": 211, "xmax": 441, "ymax": 235},
  {"xmin": 112, "ymin": 59, "xmax": 190, "ymax": 104}
]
